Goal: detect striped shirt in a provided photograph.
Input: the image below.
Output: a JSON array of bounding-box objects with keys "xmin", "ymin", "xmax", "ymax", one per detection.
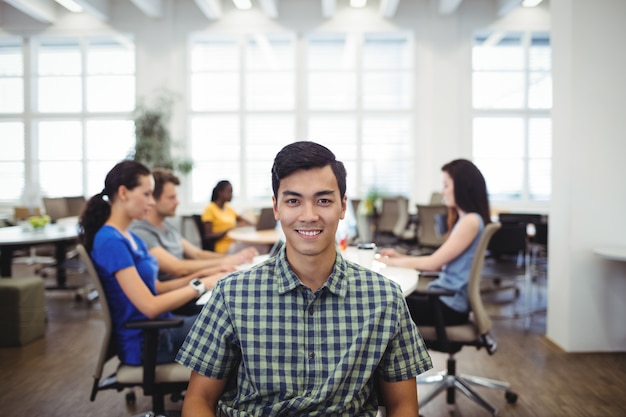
[{"xmin": 177, "ymin": 247, "xmax": 432, "ymax": 416}]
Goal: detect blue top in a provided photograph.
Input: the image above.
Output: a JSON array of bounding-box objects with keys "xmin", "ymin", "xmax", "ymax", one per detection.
[
  {"xmin": 91, "ymin": 225, "xmax": 171, "ymax": 365},
  {"xmin": 428, "ymin": 213, "xmax": 484, "ymax": 313},
  {"xmin": 177, "ymin": 247, "xmax": 432, "ymax": 416}
]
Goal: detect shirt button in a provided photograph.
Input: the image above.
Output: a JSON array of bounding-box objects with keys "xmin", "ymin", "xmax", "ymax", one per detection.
[
  {"xmin": 309, "ymin": 351, "xmax": 315, "ymax": 359},
  {"xmin": 308, "ymin": 307, "xmax": 314, "ymax": 316},
  {"xmin": 305, "ymin": 391, "xmax": 312, "ymax": 397}
]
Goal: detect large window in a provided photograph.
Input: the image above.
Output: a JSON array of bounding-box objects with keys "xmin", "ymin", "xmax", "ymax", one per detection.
[
  {"xmin": 0, "ymin": 38, "xmax": 25, "ymax": 201},
  {"xmin": 472, "ymin": 31, "xmax": 552, "ymax": 202},
  {"xmin": 188, "ymin": 31, "xmax": 413, "ymax": 206},
  {"xmin": 0, "ymin": 35, "xmax": 136, "ymax": 203}
]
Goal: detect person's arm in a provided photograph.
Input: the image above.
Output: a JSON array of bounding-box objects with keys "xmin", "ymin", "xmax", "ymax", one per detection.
[
  {"xmin": 379, "ymin": 214, "xmax": 480, "ymax": 271},
  {"xmin": 378, "ymin": 377, "xmax": 419, "ymax": 417},
  {"xmin": 203, "ymin": 220, "xmax": 229, "ymax": 240},
  {"xmin": 149, "ymin": 245, "xmax": 231, "ymax": 277},
  {"xmin": 154, "ymin": 269, "xmax": 233, "ymax": 294},
  {"xmin": 182, "ymin": 238, "xmax": 259, "ymax": 265},
  {"xmin": 236, "ymin": 214, "xmax": 253, "ymax": 227},
  {"xmin": 181, "ymin": 372, "xmax": 228, "ymax": 417},
  {"xmin": 114, "ymin": 266, "xmax": 201, "ymax": 319}
]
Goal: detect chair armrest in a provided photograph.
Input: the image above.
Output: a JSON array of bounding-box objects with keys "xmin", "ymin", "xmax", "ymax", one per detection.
[
  {"xmin": 125, "ymin": 317, "xmax": 184, "ymax": 330},
  {"xmin": 413, "ymin": 288, "xmax": 455, "ymax": 297},
  {"xmin": 124, "ymin": 317, "xmax": 184, "ymax": 395},
  {"xmin": 418, "ymin": 271, "xmax": 440, "ymax": 278}
]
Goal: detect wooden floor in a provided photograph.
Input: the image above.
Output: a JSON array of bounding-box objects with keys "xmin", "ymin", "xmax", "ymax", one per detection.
[{"xmin": 1, "ymin": 264, "xmax": 625, "ymax": 417}]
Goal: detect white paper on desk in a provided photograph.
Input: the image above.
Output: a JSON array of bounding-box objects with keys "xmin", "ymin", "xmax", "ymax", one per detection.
[{"xmin": 196, "ymin": 290, "xmax": 213, "ymax": 305}]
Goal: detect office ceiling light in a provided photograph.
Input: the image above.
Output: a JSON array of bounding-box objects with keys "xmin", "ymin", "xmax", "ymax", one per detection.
[
  {"xmin": 522, "ymin": 0, "xmax": 544, "ymax": 7},
  {"xmin": 233, "ymin": 0, "xmax": 252, "ymax": 10},
  {"xmin": 350, "ymin": 0, "xmax": 367, "ymax": 8},
  {"xmin": 54, "ymin": 0, "xmax": 84, "ymax": 13}
]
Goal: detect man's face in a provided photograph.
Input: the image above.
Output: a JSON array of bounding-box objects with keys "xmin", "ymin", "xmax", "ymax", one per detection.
[
  {"xmin": 154, "ymin": 182, "xmax": 179, "ymax": 218},
  {"xmin": 272, "ymin": 166, "xmax": 347, "ymax": 260}
]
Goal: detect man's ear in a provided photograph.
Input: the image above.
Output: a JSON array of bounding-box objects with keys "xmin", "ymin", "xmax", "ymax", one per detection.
[
  {"xmin": 272, "ymin": 196, "xmax": 279, "ymax": 220},
  {"xmin": 340, "ymin": 195, "xmax": 347, "ymax": 220}
]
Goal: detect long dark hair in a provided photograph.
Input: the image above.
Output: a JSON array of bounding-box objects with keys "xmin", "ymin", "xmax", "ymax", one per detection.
[
  {"xmin": 441, "ymin": 159, "xmax": 490, "ymax": 230},
  {"xmin": 211, "ymin": 180, "xmax": 231, "ymax": 202},
  {"xmin": 79, "ymin": 160, "xmax": 151, "ymax": 252}
]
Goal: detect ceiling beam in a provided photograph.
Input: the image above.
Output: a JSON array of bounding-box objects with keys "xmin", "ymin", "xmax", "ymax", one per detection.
[
  {"xmin": 76, "ymin": 0, "xmax": 109, "ymax": 21},
  {"xmin": 497, "ymin": 0, "xmax": 522, "ymax": 16},
  {"xmin": 257, "ymin": 0, "xmax": 277, "ymax": 18},
  {"xmin": 3, "ymin": 0, "xmax": 57, "ymax": 23},
  {"xmin": 438, "ymin": 0, "xmax": 463, "ymax": 15},
  {"xmin": 129, "ymin": 0, "xmax": 162, "ymax": 18},
  {"xmin": 321, "ymin": 0, "xmax": 335, "ymax": 18},
  {"xmin": 193, "ymin": 0, "xmax": 221, "ymax": 20},
  {"xmin": 379, "ymin": 0, "xmax": 399, "ymax": 18}
]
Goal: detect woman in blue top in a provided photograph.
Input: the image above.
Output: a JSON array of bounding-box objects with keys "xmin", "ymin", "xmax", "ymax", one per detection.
[
  {"xmin": 79, "ymin": 160, "xmax": 227, "ymax": 365},
  {"xmin": 379, "ymin": 159, "xmax": 491, "ymax": 326}
]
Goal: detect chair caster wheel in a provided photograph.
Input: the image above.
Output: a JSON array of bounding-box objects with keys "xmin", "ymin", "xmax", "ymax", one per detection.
[
  {"xmin": 505, "ymin": 390, "xmax": 518, "ymax": 404},
  {"xmin": 126, "ymin": 390, "xmax": 136, "ymax": 405}
]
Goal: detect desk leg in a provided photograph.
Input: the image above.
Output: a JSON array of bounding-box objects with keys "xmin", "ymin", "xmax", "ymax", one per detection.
[
  {"xmin": 1, "ymin": 247, "xmax": 14, "ymax": 277},
  {"xmin": 53, "ymin": 241, "xmax": 68, "ymax": 288}
]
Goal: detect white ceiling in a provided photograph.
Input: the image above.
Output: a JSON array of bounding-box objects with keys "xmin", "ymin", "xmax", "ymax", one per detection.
[{"xmin": 1, "ymin": 0, "xmax": 526, "ymax": 24}]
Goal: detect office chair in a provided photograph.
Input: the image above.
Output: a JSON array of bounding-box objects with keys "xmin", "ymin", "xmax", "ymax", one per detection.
[
  {"xmin": 42, "ymin": 197, "xmax": 70, "ymax": 223},
  {"xmin": 415, "ymin": 204, "xmax": 448, "ymax": 250},
  {"xmin": 481, "ymin": 222, "xmax": 529, "ymax": 300},
  {"xmin": 413, "ymin": 222, "xmax": 518, "ymax": 415},
  {"xmin": 76, "ymin": 244, "xmax": 190, "ymax": 415},
  {"xmin": 391, "ymin": 196, "xmax": 416, "ymax": 244},
  {"xmin": 375, "ymin": 196, "xmax": 414, "ymax": 246},
  {"xmin": 65, "ymin": 195, "xmax": 87, "ymax": 217},
  {"xmin": 485, "ymin": 214, "xmax": 548, "ymax": 326},
  {"xmin": 191, "ymin": 214, "xmax": 217, "ymax": 251}
]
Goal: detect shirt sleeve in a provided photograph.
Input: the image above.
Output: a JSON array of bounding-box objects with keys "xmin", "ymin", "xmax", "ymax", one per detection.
[
  {"xmin": 378, "ymin": 294, "xmax": 433, "ymax": 382},
  {"xmin": 201, "ymin": 203, "xmax": 215, "ymax": 223},
  {"xmin": 176, "ymin": 281, "xmax": 240, "ymax": 379},
  {"xmin": 130, "ymin": 222, "xmax": 160, "ymax": 250},
  {"xmin": 92, "ymin": 231, "xmax": 136, "ymax": 276}
]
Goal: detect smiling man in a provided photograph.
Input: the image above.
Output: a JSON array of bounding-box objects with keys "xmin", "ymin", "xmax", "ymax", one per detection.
[{"xmin": 176, "ymin": 141, "xmax": 432, "ymax": 417}]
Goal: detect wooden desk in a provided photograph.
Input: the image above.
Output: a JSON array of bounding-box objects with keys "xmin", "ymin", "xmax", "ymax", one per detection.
[
  {"xmin": 227, "ymin": 227, "xmax": 280, "ymax": 245},
  {"xmin": 0, "ymin": 220, "xmax": 79, "ymax": 288},
  {"xmin": 594, "ymin": 247, "xmax": 626, "ymax": 262}
]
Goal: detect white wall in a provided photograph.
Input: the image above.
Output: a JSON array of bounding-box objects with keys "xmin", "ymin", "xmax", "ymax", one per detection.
[{"xmin": 548, "ymin": 0, "xmax": 626, "ymax": 351}]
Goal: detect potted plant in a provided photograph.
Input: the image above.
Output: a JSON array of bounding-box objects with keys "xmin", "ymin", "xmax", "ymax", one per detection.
[{"xmin": 129, "ymin": 90, "xmax": 193, "ymax": 174}]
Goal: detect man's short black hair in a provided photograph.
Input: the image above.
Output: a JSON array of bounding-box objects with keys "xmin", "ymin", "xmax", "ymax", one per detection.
[{"xmin": 271, "ymin": 141, "xmax": 347, "ymax": 198}]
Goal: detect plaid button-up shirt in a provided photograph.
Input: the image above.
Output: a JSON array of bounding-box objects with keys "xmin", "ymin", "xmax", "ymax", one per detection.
[{"xmin": 177, "ymin": 248, "xmax": 432, "ymax": 416}]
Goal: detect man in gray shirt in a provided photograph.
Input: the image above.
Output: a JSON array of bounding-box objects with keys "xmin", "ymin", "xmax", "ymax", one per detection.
[{"xmin": 131, "ymin": 168, "xmax": 258, "ymax": 283}]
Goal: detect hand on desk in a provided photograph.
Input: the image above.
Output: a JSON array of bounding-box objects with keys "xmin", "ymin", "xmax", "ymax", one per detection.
[
  {"xmin": 225, "ymin": 247, "xmax": 259, "ymax": 266},
  {"xmin": 378, "ymin": 248, "xmax": 412, "ymax": 268},
  {"xmin": 198, "ymin": 269, "xmax": 235, "ymax": 290}
]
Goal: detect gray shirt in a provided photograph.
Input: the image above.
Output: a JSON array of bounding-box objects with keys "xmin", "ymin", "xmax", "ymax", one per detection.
[{"xmin": 130, "ymin": 219, "xmax": 183, "ymax": 282}]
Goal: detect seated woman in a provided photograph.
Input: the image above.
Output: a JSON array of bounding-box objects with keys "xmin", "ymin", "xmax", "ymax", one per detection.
[
  {"xmin": 78, "ymin": 160, "xmax": 230, "ymax": 366},
  {"xmin": 201, "ymin": 180, "xmax": 253, "ymax": 254},
  {"xmin": 379, "ymin": 159, "xmax": 491, "ymax": 326}
]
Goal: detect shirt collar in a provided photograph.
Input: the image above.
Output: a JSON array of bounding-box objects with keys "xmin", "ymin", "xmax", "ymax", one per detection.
[{"xmin": 275, "ymin": 247, "xmax": 349, "ymax": 298}]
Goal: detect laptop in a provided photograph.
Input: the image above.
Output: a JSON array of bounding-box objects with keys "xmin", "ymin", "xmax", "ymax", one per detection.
[{"xmin": 256, "ymin": 207, "xmax": 277, "ymax": 231}]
